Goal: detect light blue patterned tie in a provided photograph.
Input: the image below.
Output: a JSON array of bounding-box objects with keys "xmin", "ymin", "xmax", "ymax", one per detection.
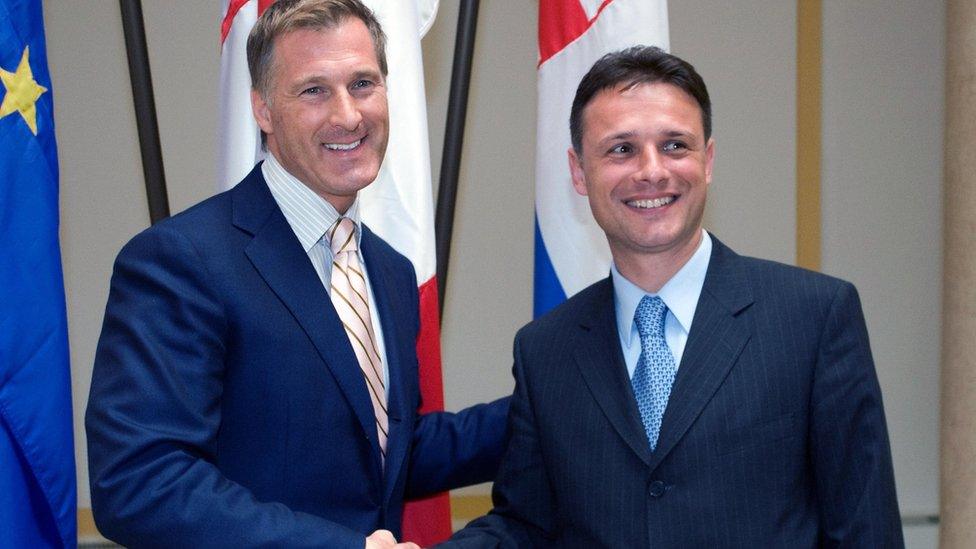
[{"xmin": 632, "ymin": 295, "xmax": 677, "ymax": 451}]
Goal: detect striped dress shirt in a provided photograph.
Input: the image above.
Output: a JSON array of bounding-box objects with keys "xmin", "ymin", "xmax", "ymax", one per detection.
[{"xmin": 262, "ymin": 155, "xmax": 389, "ymax": 394}]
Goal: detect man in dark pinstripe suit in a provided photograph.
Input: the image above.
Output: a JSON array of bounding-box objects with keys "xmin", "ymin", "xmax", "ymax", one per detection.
[{"xmin": 442, "ymin": 46, "xmax": 903, "ymax": 548}]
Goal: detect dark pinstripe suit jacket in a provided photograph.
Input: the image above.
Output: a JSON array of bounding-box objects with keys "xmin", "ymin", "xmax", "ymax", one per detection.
[{"xmin": 444, "ymin": 237, "xmax": 903, "ymax": 548}]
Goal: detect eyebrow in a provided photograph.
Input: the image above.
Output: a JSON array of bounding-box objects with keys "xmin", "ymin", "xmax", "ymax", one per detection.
[
  {"xmin": 597, "ymin": 131, "xmax": 637, "ymax": 147},
  {"xmin": 349, "ymin": 69, "xmax": 382, "ymax": 82},
  {"xmin": 662, "ymin": 129, "xmax": 693, "ymax": 138},
  {"xmin": 596, "ymin": 129, "xmax": 695, "ymax": 147},
  {"xmin": 291, "ymin": 68, "xmax": 383, "ymax": 89}
]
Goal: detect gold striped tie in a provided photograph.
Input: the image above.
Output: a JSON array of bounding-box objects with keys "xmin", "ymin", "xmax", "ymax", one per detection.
[{"xmin": 328, "ymin": 217, "xmax": 388, "ymax": 458}]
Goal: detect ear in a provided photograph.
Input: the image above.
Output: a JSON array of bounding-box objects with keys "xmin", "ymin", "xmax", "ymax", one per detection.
[
  {"xmin": 251, "ymin": 89, "xmax": 274, "ymax": 135},
  {"xmin": 704, "ymin": 137, "xmax": 715, "ymax": 185},
  {"xmin": 568, "ymin": 147, "xmax": 588, "ymax": 196}
]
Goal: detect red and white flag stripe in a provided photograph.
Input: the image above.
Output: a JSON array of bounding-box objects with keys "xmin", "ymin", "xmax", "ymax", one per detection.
[
  {"xmin": 535, "ymin": 0, "xmax": 669, "ymax": 307},
  {"xmin": 218, "ymin": 0, "xmax": 270, "ymax": 190},
  {"xmin": 218, "ymin": 1, "xmax": 450, "ymax": 544}
]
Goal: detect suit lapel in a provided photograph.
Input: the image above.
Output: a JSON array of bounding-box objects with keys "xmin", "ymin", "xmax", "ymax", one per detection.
[
  {"xmin": 232, "ymin": 168, "xmax": 383, "ymax": 478},
  {"xmin": 648, "ymin": 238, "xmax": 754, "ymax": 473},
  {"xmin": 359, "ymin": 228, "xmax": 412, "ymax": 504},
  {"xmin": 573, "ymin": 280, "xmax": 653, "ymax": 466}
]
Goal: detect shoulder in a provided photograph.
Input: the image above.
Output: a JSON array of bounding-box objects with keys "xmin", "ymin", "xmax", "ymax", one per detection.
[
  {"xmin": 515, "ymin": 277, "xmax": 611, "ymax": 345},
  {"xmin": 742, "ymin": 256, "xmax": 855, "ymax": 306},
  {"xmin": 118, "ymin": 191, "xmax": 233, "ymax": 258},
  {"xmin": 118, "ymin": 168, "xmax": 268, "ymax": 262},
  {"xmin": 710, "ymin": 236, "xmax": 859, "ymax": 319}
]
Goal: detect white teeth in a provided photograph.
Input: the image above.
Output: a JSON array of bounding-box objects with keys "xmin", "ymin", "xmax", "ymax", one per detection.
[
  {"xmin": 325, "ymin": 139, "xmax": 362, "ymax": 151},
  {"xmin": 629, "ymin": 196, "xmax": 675, "ymax": 209}
]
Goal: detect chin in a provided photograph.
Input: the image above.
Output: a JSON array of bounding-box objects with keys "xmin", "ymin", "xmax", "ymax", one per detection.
[{"xmin": 349, "ymin": 173, "xmax": 379, "ymax": 192}]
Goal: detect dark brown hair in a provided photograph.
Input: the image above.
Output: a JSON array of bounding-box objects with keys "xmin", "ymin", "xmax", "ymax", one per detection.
[{"xmin": 570, "ymin": 46, "xmax": 711, "ymax": 154}]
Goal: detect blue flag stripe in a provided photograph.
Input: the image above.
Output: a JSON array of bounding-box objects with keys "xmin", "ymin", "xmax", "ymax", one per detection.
[{"xmin": 533, "ymin": 216, "xmax": 567, "ymax": 318}]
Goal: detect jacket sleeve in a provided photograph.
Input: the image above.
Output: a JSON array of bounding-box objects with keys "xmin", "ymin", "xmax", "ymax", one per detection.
[
  {"xmin": 85, "ymin": 226, "xmax": 365, "ymax": 549},
  {"xmin": 406, "ymin": 396, "xmax": 510, "ymax": 498},
  {"xmin": 809, "ymin": 282, "xmax": 904, "ymax": 547}
]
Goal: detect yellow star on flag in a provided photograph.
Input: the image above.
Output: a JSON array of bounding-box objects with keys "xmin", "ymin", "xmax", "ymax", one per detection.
[{"xmin": 0, "ymin": 46, "xmax": 48, "ymax": 135}]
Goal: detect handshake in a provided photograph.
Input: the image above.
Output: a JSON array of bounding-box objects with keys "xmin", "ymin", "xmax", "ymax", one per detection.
[{"xmin": 366, "ymin": 529, "xmax": 421, "ymax": 549}]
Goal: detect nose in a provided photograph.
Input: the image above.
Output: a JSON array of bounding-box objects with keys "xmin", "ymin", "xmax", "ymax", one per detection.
[
  {"xmin": 329, "ymin": 90, "xmax": 363, "ymax": 131},
  {"xmin": 635, "ymin": 146, "xmax": 668, "ymax": 185}
]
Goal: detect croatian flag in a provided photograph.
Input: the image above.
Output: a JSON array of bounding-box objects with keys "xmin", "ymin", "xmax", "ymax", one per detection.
[
  {"xmin": 218, "ymin": 1, "xmax": 451, "ymax": 544},
  {"xmin": 535, "ymin": 0, "xmax": 669, "ymax": 317}
]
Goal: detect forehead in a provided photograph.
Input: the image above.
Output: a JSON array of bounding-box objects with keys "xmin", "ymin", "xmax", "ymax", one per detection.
[
  {"xmin": 271, "ymin": 18, "xmax": 378, "ymax": 74},
  {"xmin": 582, "ymin": 82, "xmax": 704, "ymax": 138}
]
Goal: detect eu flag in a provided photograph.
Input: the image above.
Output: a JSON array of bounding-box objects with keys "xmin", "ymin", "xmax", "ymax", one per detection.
[{"xmin": 0, "ymin": 0, "xmax": 77, "ymax": 546}]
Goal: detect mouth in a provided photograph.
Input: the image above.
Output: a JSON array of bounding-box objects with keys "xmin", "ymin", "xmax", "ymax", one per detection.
[
  {"xmin": 626, "ymin": 195, "xmax": 676, "ymax": 209},
  {"xmin": 323, "ymin": 137, "xmax": 364, "ymax": 151}
]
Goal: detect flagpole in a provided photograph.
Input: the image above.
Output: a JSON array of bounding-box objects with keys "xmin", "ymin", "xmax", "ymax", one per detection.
[
  {"xmin": 435, "ymin": 0, "xmax": 480, "ymax": 315},
  {"xmin": 120, "ymin": 0, "xmax": 170, "ymax": 225}
]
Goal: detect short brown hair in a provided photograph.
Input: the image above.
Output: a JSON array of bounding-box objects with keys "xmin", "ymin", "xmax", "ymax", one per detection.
[{"xmin": 246, "ymin": 0, "xmax": 387, "ymax": 99}]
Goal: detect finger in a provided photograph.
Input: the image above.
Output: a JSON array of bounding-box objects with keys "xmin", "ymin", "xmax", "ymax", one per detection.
[{"xmin": 371, "ymin": 529, "xmax": 396, "ymax": 543}]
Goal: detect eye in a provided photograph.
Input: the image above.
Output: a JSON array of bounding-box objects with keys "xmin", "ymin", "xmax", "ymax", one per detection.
[
  {"xmin": 662, "ymin": 140, "xmax": 688, "ymax": 153},
  {"xmin": 608, "ymin": 143, "xmax": 633, "ymax": 155},
  {"xmin": 300, "ymin": 86, "xmax": 323, "ymax": 96},
  {"xmin": 351, "ymin": 79, "xmax": 374, "ymax": 90}
]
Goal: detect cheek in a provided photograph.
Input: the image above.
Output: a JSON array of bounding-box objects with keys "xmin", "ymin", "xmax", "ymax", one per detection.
[
  {"xmin": 274, "ymin": 113, "xmax": 304, "ymax": 139},
  {"xmin": 360, "ymin": 97, "xmax": 387, "ymax": 121},
  {"xmin": 594, "ymin": 171, "xmax": 627, "ymax": 198}
]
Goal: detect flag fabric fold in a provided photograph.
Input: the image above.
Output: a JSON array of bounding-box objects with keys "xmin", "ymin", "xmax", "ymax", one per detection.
[
  {"xmin": 534, "ymin": 0, "xmax": 669, "ymax": 317},
  {"xmin": 0, "ymin": 0, "xmax": 77, "ymax": 546},
  {"xmin": 218, "ymin": 1, "xmax": 450, "ymax": 544}
]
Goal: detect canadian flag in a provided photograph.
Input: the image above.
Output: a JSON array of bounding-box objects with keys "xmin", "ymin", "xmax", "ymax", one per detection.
[{"xmin": 218, "ymin": 0, "xmax": 450, "ymax": 544}]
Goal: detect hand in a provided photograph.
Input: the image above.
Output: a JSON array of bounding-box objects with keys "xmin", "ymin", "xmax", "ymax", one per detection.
[
  {"xmin": 365, "ymin": 530, "xmax": 421, "ymax": 549},
  {"xmin": 365, "ymin": 530, "xmax": 397, "ymax": 549}
]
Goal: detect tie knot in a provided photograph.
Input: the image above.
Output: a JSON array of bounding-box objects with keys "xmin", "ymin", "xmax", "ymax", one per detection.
[
  {"xmin": 635, "ymin": 295, "xmax": 667, "ymax": 339},
  {"xmin": 328, "ymin": 217, "xmax": 358, "ymax": 255}
]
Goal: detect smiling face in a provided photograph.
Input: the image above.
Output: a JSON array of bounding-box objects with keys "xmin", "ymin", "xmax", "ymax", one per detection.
[
  {"xmin": 569, "ymin": 81, "xmax": 714, "ymax": 275},
  {"xmin": 251, "ymin": 18, "xmax": 388, "ymax": 213}
]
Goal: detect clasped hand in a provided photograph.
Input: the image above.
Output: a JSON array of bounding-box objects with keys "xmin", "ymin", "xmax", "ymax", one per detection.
[{"xmin": 365, "ymin": 529, "xmax": 421, "ymax": 549}]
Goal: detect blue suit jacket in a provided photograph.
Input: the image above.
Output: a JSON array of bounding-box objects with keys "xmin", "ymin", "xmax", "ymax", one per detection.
[
  {"xmin": 86, "ymin": 166, "xmax": 508, "ymax": 548},
  {"xmin": 445, "ymin": 237, "xmax": 902, "ymax": 548}
]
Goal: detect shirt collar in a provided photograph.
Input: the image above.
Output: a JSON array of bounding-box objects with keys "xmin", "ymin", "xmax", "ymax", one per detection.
[
  {"xmin": 612, "ymin": 230, "xmax": 713, "ymax": 349},
  {"xmin": 262, "ymin": 154, "xmax": 363, "ymax": 253}
]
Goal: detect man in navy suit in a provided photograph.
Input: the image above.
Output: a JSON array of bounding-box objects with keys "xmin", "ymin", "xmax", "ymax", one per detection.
[
  {"xmin": 444, "ymin": 46, "xmax": 902, "ymax": 547},
  {"xmin": 85, "ymin": 1, "xmax": 507, "ymax": 548}
]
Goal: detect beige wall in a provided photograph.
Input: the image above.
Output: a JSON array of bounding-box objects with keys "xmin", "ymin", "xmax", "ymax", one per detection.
[
  {"xmin": 821, "ymin": 2, "xmax": 942, "ymax": 546},
  {"xmin": 427, "ymin": 2, "xmax": 536, "ymax": 410},
  {"xmin": 671, "ymin": 1, "xmax": 798, "ymax": 263},
  {"xmin": 44, "ymin": 1, "xmax": 942, "ymax": 546}
]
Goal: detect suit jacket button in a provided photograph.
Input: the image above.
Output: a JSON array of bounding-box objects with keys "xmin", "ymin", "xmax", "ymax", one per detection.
[{"xmin": 648, "ymin": 480, "xmax": 667, "ymax": 498}]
